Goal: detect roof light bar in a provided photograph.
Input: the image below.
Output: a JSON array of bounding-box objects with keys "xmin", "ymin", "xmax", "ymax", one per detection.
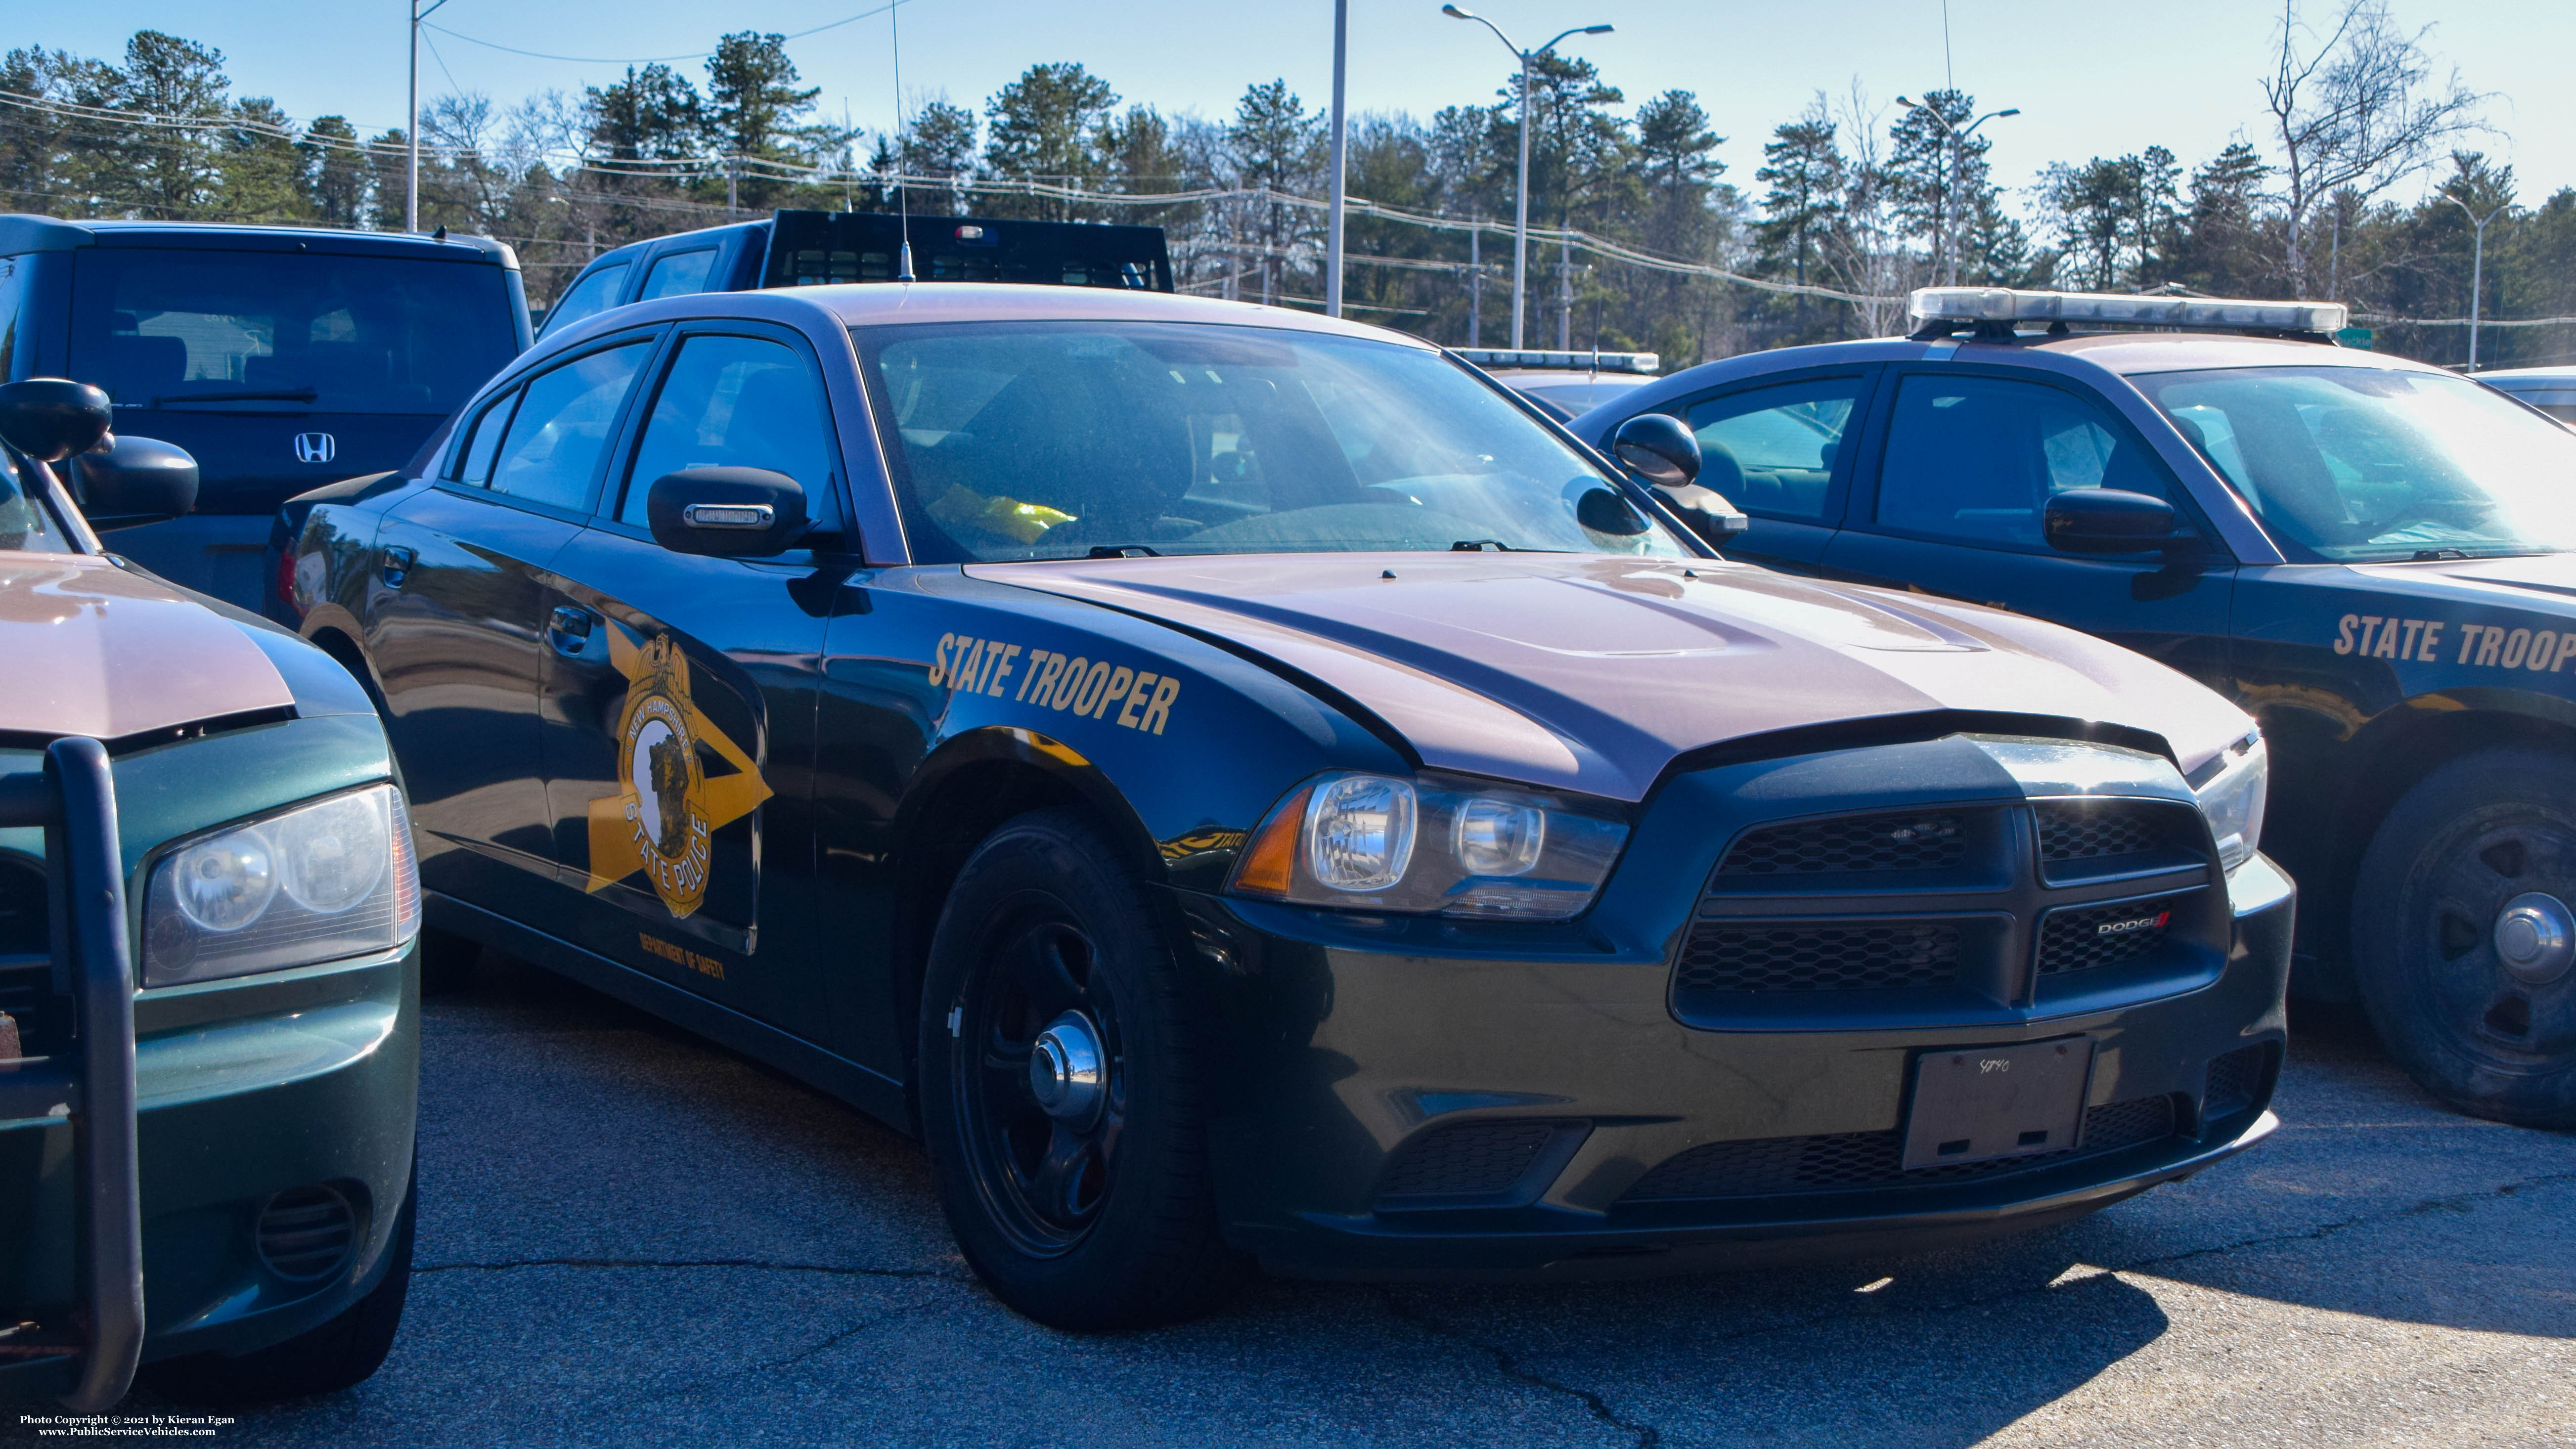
[
  {"xmin": 1909, "ymin": 287, "xmax": 2348, "ymax": 336},
  {"xmin": 1456, "ymin": 348, "xmax": 1660, "ymax": 375}
]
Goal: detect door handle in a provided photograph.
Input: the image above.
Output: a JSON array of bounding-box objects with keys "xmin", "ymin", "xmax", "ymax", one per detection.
[
  {"xmin": 379, "ymin": 546, "xmax": 415, "ymax": 588},
  {"xmin": 546, "ymin": 605, "xmax": 597, "ymax": 655}
]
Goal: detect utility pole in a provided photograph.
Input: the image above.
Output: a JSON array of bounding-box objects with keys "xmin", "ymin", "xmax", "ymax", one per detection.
[
  {"xmin": 1325, "ymin": 0, "xmax": 1350, "ymax": 318},
  {"xmin": 1895, "ymin": 96, "xmax": 2018, "ymax": 286},
  {"xmin": 2443, "ymin": 192, "xmax": 2509, "ymax": 372},
  {"xmin": 1556, "ymin": 239, "xmax": 1573, "ymax": 350},
  {"xmin": 1442, "ymin": 8, "xmax": 1612, "ymax": 351},
  {"xmin": 1468, "ymin": 222, "xmax": 1481, "ymax": 347},
  {"xmin": 406, "ymin": 0, "xmax": 450, "ymax": 233}
]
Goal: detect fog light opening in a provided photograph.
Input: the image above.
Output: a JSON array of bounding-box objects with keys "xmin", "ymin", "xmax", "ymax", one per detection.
[{"xmin": 256, "ymin": 1183, "xmax": 360, "ymax": 1282}]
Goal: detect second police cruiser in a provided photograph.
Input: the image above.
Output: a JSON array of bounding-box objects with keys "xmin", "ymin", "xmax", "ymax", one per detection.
[
  {"xmin": 284, "ymin": 269, "xmax": 2290, "ymax": 1326},
  {"xmin": 1581, "ymin": 287, "xmax": 2576, "ymax": 1127}
]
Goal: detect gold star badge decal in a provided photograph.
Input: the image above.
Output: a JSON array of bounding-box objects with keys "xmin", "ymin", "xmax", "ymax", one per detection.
[{"xmin": 585, "ymin": 628, "xmax": 771, "ymax": 919}]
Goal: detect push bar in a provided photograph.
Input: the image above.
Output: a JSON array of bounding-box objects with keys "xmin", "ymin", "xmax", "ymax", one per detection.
[{"xmin": 0, "ymin": 738, "xmax": 143, "ymax": 1411}]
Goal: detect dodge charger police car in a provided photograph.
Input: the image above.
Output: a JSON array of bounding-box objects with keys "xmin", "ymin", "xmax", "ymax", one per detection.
[
  {"xmin": 1578, "ymin": 287, "xmax": 2576, "ymax": 1127},
  {"xmin": 288, "ymin": 283, "xmax": 2288, "ymax": 1327},
  {"xmin": 0, "ymin": 380, "xmax": 420, "ymax": 1407}
]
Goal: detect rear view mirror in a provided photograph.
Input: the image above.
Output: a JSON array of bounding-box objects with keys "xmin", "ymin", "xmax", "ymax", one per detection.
[
  {"xmin": 72, "ymin": 436, "xmax": 198, "ymax": 529},
  {"xmin": 1611, "ymin": 413, "xmax": 1701, "ymax": 487},
  {"xmin": 2044, "ymin": 489, "xmax": 2178, "ymax": 554},
  {"xmin": 646, "ymin": 467, "xmax": 809, "ymax": 558},
  {"xmin": 0, "ymin": 379, "xmax": 114, "ymax": 462}
]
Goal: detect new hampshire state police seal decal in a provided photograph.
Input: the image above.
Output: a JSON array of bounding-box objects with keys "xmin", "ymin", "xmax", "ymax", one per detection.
[{"xmin": 585, "ymin": 630, "xmax": 770, "ymax": 919}]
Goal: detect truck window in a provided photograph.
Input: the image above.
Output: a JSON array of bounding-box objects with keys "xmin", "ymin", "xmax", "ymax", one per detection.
[
  {"xmin": 67, "ymin": 248, "xmax": 515, "ymax": 416},
  {"xmin": 639, "ymin": 250, "xmax": 717, "ymax": 301},
  {"xmin": 541, "ymin": 262, "xmax": 631, "ymax": 338}
]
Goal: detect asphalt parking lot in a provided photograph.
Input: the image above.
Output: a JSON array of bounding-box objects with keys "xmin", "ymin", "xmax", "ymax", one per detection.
[{"xmin": 55, "ymin": 951, "xmax": 2576, "ymax": 1447}]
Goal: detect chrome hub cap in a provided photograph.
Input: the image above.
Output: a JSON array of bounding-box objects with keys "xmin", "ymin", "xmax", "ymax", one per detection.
[
  {"xmin": 2493, "ymin": 893, "xmax": 2576, "ymax": 986},
  {"xmin": 1028, "ymin": 1011, "xmax": 1107, "ymax": 1126}
]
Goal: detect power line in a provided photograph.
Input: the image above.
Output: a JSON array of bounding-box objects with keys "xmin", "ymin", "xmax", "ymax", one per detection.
[{"xmin": 420, "ymin": 0, "xmax": 913, "ymax": 66}]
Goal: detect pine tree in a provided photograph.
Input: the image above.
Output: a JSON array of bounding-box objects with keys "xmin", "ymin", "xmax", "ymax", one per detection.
[{"xmin": 982, "ymin": 63, "xmax": 1117, "ymax": 220}]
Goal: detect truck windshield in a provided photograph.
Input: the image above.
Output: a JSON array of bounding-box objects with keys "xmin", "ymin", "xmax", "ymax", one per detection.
[
  {"xmin": 2136, "ymin": 364, "xmax": 2576, "ymax": 562},
  {"xmin": 69, "ymin": 248, "xmax": 517, "ymax": 416},
  {"xmin": 856, "ymin": 321, "xmax": 1688, "ymax": 563}
]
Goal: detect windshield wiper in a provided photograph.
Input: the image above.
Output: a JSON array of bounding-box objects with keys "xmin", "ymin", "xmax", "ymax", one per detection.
[
  {"xmin": 1450, "ymin": 538, "xmax": 1516, "ymax": 551},
  {"xmin": 2411, "ymin": 548, "xmax": 2472, "ymax": 561},
  {"xmin": 148, "ymin": 388, "xmax": 319, "ymax": 407},
  {"xmin": 1083, "ymin": 544, "xmax": 1161, "ymax": 559}
]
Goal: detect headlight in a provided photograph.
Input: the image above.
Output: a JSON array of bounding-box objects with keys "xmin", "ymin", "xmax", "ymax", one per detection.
[
  {"xmin": 1230, "ymin": 771, "xmax": 1628, "ymax": 920},
  {"xmin": 143, "ymin": 784, "xmax": 419, "ymax": 988},
  {"xmin": 2192, "ymin": 731, "xmax": 2267, "ymax": 873}
]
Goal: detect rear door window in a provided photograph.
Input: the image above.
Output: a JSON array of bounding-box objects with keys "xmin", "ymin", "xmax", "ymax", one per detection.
[
  {"xmin": 540, "ymin": 262, "xmax": 631, "ymax": 338},
  {"xmin": 1684, "ymin": 376, "xmax": 1865, "ymax": 522},
  {"xmin": 1873, "ymin": 373, "xmax": 2179, "ymax": 550},
  {"xmin": 487, "ymin": 341, "xmax": 651, "ymax": 512},
  {"xmin": 639, "ymin": 250, "xmax": 718, "ymax": 302}
]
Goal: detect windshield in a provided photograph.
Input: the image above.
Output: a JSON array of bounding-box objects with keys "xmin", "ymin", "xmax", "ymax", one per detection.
[
  {"xmin": 0, "ymin": 447, "xmax": 69, "ymax": 553},
  {"xmin": 2135, "ymin": 364, "xmax": 2576, "ymax": 562},
  {"xmin": 855, "ymin": 321, "xmax": 1689, "ymax": 563},
  {"xmin": 70, "ymin": 248, "xmax": 518, "ymax": 416}
]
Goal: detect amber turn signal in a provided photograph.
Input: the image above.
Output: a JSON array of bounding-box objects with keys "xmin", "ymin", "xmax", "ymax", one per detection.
[{"xmin": 1229, "ymin": 785, "xmax": 1311, "ymax": 897}]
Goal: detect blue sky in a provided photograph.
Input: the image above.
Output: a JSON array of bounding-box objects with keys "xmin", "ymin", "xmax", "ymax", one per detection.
[{"xmin": 39, "ymin": 1, "xmax": 2574, "ymax": 211}]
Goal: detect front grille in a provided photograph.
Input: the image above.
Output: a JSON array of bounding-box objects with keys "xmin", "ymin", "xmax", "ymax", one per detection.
[
  {"xmin": 256, "ymin": 1185, "xmax": 359, "ymax": 1281},
  {"xmin": 0, "ymin": 858, "xmax": 63, "ymax": 1058},
  {"xmin": 2038, "ymin": 898, "xmax": 2180, "ymax": 974},
  {"xmin": 1676, "ymin": 922, "xmax": 1962, "ymax": 993},
  {"xmin": 2203, "ymin": 1044, "xmax": 2269, "ymax": 1119},
  {"xmin": 1377, "ymin": 1122, "xmax": 1556, "ymax": 1201},
  {"xmin": 2036, "ymin": 801, "xmax": 2171, "ymax": 863},
  {"xmin": 1619, "ymin": 1095, "xmax": 2179, "ymax": 1203},
  {"xmin": 1717, "ymin": 812, "xmax": 1969, "ymax": 877}
]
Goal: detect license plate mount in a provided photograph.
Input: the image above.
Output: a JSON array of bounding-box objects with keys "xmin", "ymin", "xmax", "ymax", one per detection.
[{"xmin": 1901, "ymin": 1036, "xmax": 2095, "ymax": 1171}]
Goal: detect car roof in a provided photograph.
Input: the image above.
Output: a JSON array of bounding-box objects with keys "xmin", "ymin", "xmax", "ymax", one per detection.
[
  {"xmin": 789, "ymin": 282, "xmax": 1426, "ymax": 345},
  {"xmin": 2022, "ymin": 330, "xmax": 2441, "ymax": 377},
  {"xmin": 0, "ymin": 213, "xmax": 517, "ymax": 265}
]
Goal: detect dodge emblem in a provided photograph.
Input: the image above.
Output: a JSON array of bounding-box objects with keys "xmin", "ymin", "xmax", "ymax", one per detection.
[{"xmin": 293, "ymin": 432, "xmax": 337, "ymax": 464}]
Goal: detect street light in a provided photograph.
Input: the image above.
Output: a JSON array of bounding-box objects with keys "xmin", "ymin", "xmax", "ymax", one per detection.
[
  {"xmin": 1895, "ymin": 96, "xmax": 2018, "ymax": 286},
  {"xmin": 2442, "ymin": 192, "xmax": 2510, "ymax": 373},
  {"xmin": 407, "ymin": 0, "xmax": 450, "ymax": 234},
  {"xmin": 1441, "ymin": 6, "xmax": 1613, "ymax": 350}
]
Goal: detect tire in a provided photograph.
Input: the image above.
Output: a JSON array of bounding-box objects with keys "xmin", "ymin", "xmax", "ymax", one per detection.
[
  {"xmin": 916, "ymin": 808, "xmax": 1238, "ymax": 1330},
  {"xmin": 2352, "ymin": 748, "xmax": 2576, "ymax": 1127},
  {"xmin": 146, "ymin": 1168, "xmax": 417, "ymax": 1404}
]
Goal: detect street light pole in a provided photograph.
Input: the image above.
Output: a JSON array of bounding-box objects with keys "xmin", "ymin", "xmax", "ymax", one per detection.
[
  {"xmin": 1441, "ymin": 7, "xmax": 1612, "ymax": 351},
  {"xmin": 1895, "ymin": 96, "xmax": 2018, "ymax": 286},
  {"xmin": 2443, "ymin": 193, "xmax": 2509, "ymax": 372},
  {"xmin": 1326, "ymin": 0, "xmax": 1350, "ymax": 318},
  {"xmin": 407, "ymin": 0, "xmax": 449, "ymax": 234}
]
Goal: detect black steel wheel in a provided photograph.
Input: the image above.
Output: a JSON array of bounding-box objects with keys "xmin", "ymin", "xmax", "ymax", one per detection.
[
  {"xmin": 2353, "ymin": 748, "xmax": 2576, "ymax": 1127},
  {"xmin": 918, "ymin": 808, "xmax": 1238, "ymax": 1329}
]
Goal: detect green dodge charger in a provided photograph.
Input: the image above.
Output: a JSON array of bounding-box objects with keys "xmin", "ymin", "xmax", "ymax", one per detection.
[{"xmin": 0, "ymin": 381, "xmax": 419, "ymax": 1409}]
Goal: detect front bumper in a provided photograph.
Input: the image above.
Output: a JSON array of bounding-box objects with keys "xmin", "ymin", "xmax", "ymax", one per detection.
[{"xmin": 1187, "ymin": 849, "xmax": 2294, "ymax": 1283}]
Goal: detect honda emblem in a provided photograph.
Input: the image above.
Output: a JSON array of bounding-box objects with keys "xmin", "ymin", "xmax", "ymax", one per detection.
[{"xmin": 294, "ymin": 432, "xmax": 337, "ymax": 464}]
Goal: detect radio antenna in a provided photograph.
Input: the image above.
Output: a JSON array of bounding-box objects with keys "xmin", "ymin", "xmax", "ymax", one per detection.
[{"xmin": 890, "ymin": 0, "xmax": 915, "ymax": 282}]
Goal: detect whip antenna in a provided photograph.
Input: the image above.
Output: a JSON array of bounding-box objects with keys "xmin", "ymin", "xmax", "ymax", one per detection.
[{"xmin": 891, "ymin": 0, "xmax": 915, "ymax": 282}]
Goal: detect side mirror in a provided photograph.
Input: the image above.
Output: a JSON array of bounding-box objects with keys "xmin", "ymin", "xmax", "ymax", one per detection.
[
  {"xmin": 0, "ymin": 378, "xmax": 114, "ymax": 462},
  {"xmin": 2044, "ymin": 488, "xmax": 2178, "ymax": 554},
  {"xmin": 71, "ymin": 436, "xmax": 198, "ymax": 529},
  {"xmin": 1610, "ymin": 413, "xmax": 1700, "ymax": 487},
  {"xmin": 1652, "ymin": 482, "xmax": 1750, "ymax": 548},
  {"xmin": 646, "ymin": 466, "xmax": 808, "ymax": 558}
]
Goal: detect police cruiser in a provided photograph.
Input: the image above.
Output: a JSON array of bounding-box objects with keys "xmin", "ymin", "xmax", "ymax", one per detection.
[
  {"xmin": 287, "ymin": 282, "xmax": 2288, "ymax": 1325},
  {"xmin": 1578, "ymin": 286, "xmax": 2576, "ymax": 1128}
]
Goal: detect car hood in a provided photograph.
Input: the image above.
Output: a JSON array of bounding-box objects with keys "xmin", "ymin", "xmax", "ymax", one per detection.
[
  {"xmin": 971, "ymin": 553, "xmax": 2252, "ymax": 802},
  {"xmin": 0, "ymin": 554, "xmax": 296, "ymax": 740}
]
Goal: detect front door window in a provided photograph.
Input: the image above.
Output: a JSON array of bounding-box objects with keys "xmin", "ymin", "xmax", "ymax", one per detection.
[
  {"xmin": 1875, "ymin": 374, "xmax": 2178, "ymax": 551},
  {"xmin": 618, "ymin": 334, "xmax": 837, "ymax": 527},
  {"xmin": 1685, "ymin": 377, "xmax": 1863, "ymax": 522}
]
